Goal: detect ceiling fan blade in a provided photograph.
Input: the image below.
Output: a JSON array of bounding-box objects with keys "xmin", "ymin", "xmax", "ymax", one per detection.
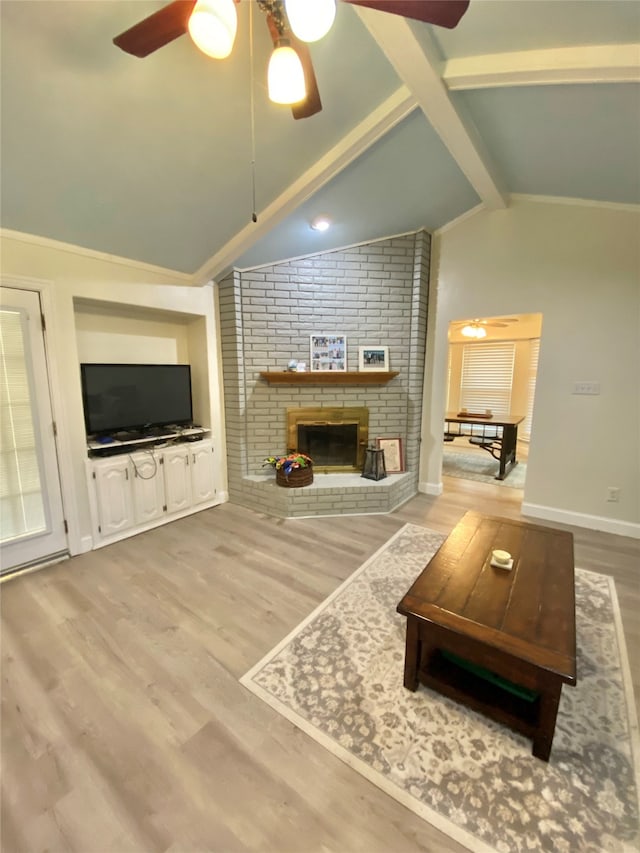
[
  {"xmin": 290, "ymin": 38, "xmax": 322, "ymax": 120},
  {"xmin": 113, "ymin": 0, "xmax": 197, "ymax": 58},
  {"xmin": 344, "ymin": 0, "xmax": 470, "ymax": 29},
  {"xmin": 265, "ymin": 14, "xmax": 322, "ymax": 120}
]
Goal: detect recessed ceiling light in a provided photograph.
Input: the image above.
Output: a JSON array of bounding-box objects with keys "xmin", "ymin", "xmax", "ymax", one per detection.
[{"xmin": 310, "ymin": 215, "xmax": 331, "ymax": 232}]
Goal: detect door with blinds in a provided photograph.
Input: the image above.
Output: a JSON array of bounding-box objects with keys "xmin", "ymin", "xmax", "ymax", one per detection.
[{"xmin": 0, "ymin": 287, "xmax": 67, "ymax": 575}]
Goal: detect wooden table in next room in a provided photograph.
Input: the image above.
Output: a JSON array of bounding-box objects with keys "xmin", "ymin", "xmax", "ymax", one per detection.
[
  {"xmin": 397, "ymin": 511, "xmax": 576, "ymax": 761},
  {"xmin": 444, "ymin": 412, "xmax": 525, "ymax": 480}
]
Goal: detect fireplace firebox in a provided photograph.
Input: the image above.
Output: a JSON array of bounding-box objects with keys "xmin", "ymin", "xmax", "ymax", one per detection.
[{"xmin": 287, "ymin": 407, "xmax": 369, "ymax": 473}]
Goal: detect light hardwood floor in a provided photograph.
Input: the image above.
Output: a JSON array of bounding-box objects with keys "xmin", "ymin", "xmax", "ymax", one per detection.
[{"xmin": 2, "ymin": 476, "xmax": 638, "ymax": 853}]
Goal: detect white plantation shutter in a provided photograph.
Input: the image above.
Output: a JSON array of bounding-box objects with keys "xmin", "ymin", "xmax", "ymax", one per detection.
[
  {"xmin": 460, "ymin": 342, "xmax": 515, "ymax": 417},
  {"xmin": 0, "ymin": 309, "xmax": 47, "ymax": 542},
  {"xmin": 522, "ymin": 338, "xmax": 540, "ymax": 440}
]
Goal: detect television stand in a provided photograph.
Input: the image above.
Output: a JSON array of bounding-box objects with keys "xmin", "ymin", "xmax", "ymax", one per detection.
[
  {"xmin": 87, "ymin": 427, "xmax": 208, "ymax": 457},
  {"xmin": 85, "ymin": 431, "xmax": 219, "ymax": 548}
]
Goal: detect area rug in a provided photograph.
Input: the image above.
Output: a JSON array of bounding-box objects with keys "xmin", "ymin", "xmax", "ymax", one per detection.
[
  {"xmin": 443, "ymin": 449, "xmax": 527, "ymax": 488},
  {"xmin": 241, "ymin": 524, "xmax": 640, "ymax": 853}
]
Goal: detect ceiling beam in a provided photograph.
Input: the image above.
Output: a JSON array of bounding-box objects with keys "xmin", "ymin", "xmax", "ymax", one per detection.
[
  {"xmin": 353, "ymin": 7, "xmax": 507, "ymax": 212},
  {"xmin": 195, "ymin": 87, "xmax": 418, "ymax": 284},
  {"xmin": 443, "ymin": 43, "xmax": 640, "ymax": 90}
]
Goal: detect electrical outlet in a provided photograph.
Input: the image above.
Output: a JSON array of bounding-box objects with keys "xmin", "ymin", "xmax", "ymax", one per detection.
[
  {"xmin": 606, "ymin": 487, "xmax": 620, "ymax": 502},
  {"xmin": 573, "ymin": 381, "xmax": 600, "ymax": 395}
]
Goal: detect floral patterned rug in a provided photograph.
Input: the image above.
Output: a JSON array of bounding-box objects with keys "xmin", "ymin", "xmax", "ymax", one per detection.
[{"xmin": 241, "ymin": 524, "xmax": 640, "ymax": 853}]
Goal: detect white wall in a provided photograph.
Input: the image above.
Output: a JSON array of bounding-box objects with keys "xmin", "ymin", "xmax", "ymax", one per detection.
[
  {"xmin": 421, "ymin": 198, "xmax": 640, "ymax": 537},
  {"xmin": 0, "ymin": 231, "xmax": 227, "ymax": 555}
]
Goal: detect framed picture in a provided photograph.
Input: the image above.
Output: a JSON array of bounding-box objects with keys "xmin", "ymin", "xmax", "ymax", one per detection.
[
  {"xmin": 376, "ymin": 437, "xmax": 404, "ymax": 473},
  {"xmin": 310, "ymin": 334, "xmax": 347, "ymax": 372},
  {"xmin": 358, "ymin": 346, "xmax": 389, "ymax": 372}
]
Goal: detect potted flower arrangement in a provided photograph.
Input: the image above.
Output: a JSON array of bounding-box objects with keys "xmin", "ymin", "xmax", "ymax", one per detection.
[{"xmin": 263, "ymin": 452, "xmax": 314, "ymax": 487}]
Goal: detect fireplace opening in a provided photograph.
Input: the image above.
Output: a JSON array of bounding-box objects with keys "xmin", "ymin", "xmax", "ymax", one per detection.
[
  {"xmin": 298, "ymin": 424, "xmax": 358, "ymax": 468},
  {"xmin": 287, "ymin": 406, "xmax": 368, "ymax": 473}
]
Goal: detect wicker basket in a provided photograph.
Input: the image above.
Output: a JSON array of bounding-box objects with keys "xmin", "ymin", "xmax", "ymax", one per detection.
[{"xmin": 276, "ymin": 465, "xmax": 314, "ymax": 488}]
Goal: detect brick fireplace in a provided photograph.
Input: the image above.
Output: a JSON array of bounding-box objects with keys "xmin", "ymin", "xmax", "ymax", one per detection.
[{"xmin": 217, "ymin": 230, "xmax": 431, "ymax": 518}]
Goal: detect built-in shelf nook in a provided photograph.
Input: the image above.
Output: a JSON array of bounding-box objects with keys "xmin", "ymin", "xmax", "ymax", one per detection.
[{"xmin": 259, "ymin": 371, "xmax": 399, "ymax": 385}]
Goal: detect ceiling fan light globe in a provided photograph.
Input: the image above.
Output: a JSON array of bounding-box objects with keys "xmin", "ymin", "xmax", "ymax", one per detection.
[
  {"xmin": 268, "ymin": 43, "xmax": 306, "ymax": 105},
  {"xmin": 285, "ymin": 0, "xmax": 336, "ymax": 42},
  {"xmin": 188, "ymin": 0, "xmax": 237, "ymax": 59},
  {"xmin": 461, "ymin": 324, "xmax": 487, "ymax": 339}
]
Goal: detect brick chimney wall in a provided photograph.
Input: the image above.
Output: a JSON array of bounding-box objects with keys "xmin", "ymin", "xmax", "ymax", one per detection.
[{"xmin": 217, "ymin": 230, "xmax": 431, "ymax": 517}]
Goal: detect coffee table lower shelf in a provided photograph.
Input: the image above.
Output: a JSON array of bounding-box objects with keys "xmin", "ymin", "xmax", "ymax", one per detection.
[{"xmin": 420, "ymin": 649, "xmax": 541, "ymax": 739}]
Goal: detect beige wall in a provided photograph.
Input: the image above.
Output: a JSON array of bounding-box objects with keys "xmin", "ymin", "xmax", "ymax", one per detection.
[
  {"xmin": 0, "ymin": 231, "xmax": 227, "ymax": 554},
  {"xmin": 422, "ymin": 198, "xmax": 640, "ymax": 536}
]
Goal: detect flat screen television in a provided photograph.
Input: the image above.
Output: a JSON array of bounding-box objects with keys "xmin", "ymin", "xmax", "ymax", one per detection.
[{"xmin": 80, "ymin": 363, "xmax": 193, "ymax": 436}]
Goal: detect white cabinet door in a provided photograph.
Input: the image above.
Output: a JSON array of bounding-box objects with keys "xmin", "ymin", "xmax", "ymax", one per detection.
[
  {"xmin": 190, "ymin": 441, "xmax": 216, "ymax": 505},
  {"xmin": 93, "ymin": 458, "xmax": 134, "ymax": 536},
  {"xmin": 163, "ymin": 446, "xmax": 192, "ymax": 514},
  {"xmin": 131, "ymin": 451, "xmax": 165, "ymax": 524}
]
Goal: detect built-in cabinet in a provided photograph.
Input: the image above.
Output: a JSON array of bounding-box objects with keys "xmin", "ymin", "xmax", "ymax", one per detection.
[
  {"xmin": 87, "ymin": 439, "xmax": 217, "ymax": 547},
  {"xmin": 93, "ymin": 457, "xmax": 134, "ymax": 537}
]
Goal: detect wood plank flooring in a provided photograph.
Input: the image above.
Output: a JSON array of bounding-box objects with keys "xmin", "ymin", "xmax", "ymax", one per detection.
[{"xmin": 2, "ymin": 476, "xmax": 638, "ymax": 853}]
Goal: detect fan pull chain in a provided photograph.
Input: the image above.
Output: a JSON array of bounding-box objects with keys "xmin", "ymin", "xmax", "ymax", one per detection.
[{"xmin": 249, "ymin": 0, "xmax": 257, "ymax": 223}]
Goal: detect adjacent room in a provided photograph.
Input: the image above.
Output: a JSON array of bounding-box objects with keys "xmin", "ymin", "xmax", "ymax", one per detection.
[
  {"xmin": 1, "ymin": 1, "xmax": 638, "ymax": 851},
  {"xmin": 442, "ymin": 312, "xmax": 543, "ymax": 491}
]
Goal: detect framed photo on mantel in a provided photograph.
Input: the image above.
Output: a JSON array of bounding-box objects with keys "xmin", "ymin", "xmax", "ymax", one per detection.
[
  {"xmin": 310, "ymin": 334, "xmax": 347, "ymax": 372},
  {"xmin": 358, "ymin": 346, "xmax": 389, "ymax": 372}
]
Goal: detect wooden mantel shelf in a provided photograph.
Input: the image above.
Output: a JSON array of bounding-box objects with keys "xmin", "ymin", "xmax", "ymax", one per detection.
[{"xmin": 260, "ymin": 371, "xmax": 399, "ymax": 386}]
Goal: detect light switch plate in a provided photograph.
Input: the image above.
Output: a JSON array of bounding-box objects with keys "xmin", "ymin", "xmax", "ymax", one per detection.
[{"xmin": 573, "ymin": 381, "xmax": 600, "ymax": 395}]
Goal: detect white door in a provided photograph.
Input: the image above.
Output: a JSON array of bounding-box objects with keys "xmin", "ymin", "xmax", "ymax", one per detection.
[
  {"xmin": 93, "ymin": 457, "xmax": 135, "ymax": 537},
  {"xmin": 191, "ymin": 441, "xmax": 216, "ymax": 504},
  {"xmin": 0, "ymin": 287, "xmax": 67, "ymax": 574},
  {"xmin": 163, "ymin": 446, "xmax": 192, "ymax": 513},
  {"xmin": 131, "ymin": 451, "xmax": 165, "ymax": 524}
]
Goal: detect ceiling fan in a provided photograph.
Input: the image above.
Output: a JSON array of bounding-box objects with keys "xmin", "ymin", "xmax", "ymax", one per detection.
[
  {"xmin": 450, "ymin": 318, "xmax": 519, "ymax": 338},
  {"xmin": 113, "ymin": 0, "xmax": 470, "ymax": 120}
]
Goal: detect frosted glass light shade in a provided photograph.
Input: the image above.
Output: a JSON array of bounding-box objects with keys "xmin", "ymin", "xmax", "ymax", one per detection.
[
  {"xmin": 268, "ymin": 42, "xmax": 306, "ymax": 104},
  {"xmin": 461, "ymin": 324, "xmax": 487, "ymax": 338},
  {"xmin": 188, "ymin": 0, "xmax": 237, "ymax": 59},
  {"xmin": 285, "ymin": 0, "xmax": 336, "ymax": 42}
]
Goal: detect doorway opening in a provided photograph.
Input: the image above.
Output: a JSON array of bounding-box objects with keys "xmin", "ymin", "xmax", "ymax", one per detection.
[{"xmin": 443, "ymin": 313, "xmax": 543, "ymax": 489}]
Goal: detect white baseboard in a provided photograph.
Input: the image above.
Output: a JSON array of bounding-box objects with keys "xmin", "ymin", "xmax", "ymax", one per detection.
[
  {"xmin": 522, "ymin": 502, "xmax": 640, "ymax": 539},
  {"xmin": 419, "ymin": 480, "xmax": 443, "ymax": 496}
]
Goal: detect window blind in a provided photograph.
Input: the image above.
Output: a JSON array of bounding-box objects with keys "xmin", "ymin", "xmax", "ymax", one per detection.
[
  {"xmin": 522, "ymin": 338, "xmax": 540, "ymax": 439},
  {"xmin": 0, "ymin": 309, "xmax": 46, "ymax": 542},
  {"xmin": 460, "ymin": 342, "xmax": 515, "ymax": 417}
]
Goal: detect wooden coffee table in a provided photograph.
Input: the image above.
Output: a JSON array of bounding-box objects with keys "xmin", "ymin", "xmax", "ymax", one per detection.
[{"xmin": 397, "ymin": 511, "xmax": 576, "ymax": 760}]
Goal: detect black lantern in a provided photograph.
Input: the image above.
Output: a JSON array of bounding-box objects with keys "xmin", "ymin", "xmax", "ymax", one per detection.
[{"xmin": 361, "ymin": 445, "xmax": 387, "ymax": 481}]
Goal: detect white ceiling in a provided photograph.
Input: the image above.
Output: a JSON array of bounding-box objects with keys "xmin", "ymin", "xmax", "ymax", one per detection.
[{"xmin": 1, "ymin": 0, "xmax": 638, "ymax": 281}]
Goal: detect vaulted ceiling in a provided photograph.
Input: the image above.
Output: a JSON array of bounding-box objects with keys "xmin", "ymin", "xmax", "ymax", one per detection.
[{"xmin": 1, "ymin": 0, "xmax": 638, "ymax": 282}]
